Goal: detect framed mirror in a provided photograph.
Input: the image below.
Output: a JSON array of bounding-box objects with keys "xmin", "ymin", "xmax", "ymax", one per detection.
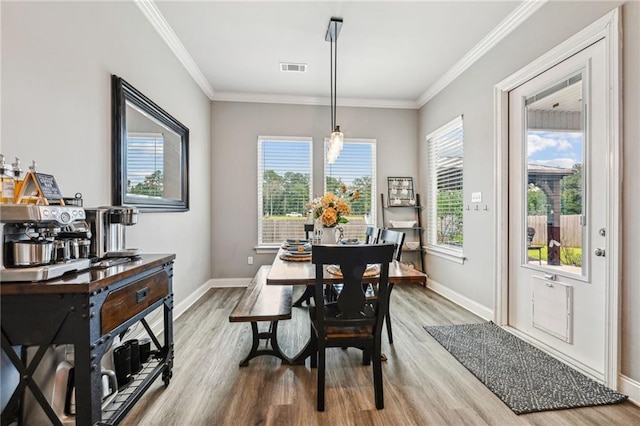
[{"xmin": 112, "ymin": 75, "xmax": 189, "ymax": 212}]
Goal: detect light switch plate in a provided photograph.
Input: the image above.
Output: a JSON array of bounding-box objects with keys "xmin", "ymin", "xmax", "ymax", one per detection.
[{"xmin": 471, "ymin": 192, "xmax": 482, "ymax": 203}]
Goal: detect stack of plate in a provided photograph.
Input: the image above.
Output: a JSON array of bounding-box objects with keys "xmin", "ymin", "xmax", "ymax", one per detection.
[
  {"xmin": 285, "ymin": 244, "xmax": 311, "ymax": 256},
  {"xmin": 281, "ymin": 238, "xmax": 312, "ymax": 260},
  {"xmin": 282, "ymin": 238, "xmax": 309, "ymax": 248}
]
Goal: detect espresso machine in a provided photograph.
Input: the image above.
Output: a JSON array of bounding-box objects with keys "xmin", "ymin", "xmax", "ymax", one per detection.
[
  {"xmin": 0, "ymin": 205, "xmax": 92, "ymax": 282},
  {"xmin": 85, "ymin": 207, "xmax": 140, "ymax": 260}
]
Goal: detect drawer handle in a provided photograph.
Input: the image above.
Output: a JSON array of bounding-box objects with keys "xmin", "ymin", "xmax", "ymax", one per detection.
[{"xmin": 136, "ymin": 287, "xmax": 149, "ymax": 303}]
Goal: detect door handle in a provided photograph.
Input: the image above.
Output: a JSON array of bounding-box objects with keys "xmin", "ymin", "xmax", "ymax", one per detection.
[
  {"xmin": 595, "ymin": 248, "xmax": 606, "ymax": 257},
  {"xmin": 544, "ymin": 274, "xmax": 556, "ymax": 281}
]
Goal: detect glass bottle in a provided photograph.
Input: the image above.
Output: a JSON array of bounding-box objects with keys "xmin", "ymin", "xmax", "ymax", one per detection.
[
  {"xmin": 0, "ymin": 154, "xmax": 15, "ymax": 204},
  {"xmin": 12, "ymin": 157, "xmax": 23, "ymax": 198}
]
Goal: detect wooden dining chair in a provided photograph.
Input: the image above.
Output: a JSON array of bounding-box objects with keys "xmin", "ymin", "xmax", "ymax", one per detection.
[
  {"xmin": 377, "ymin": 229, "xmax": 405, "ymax": 344},
  {"xmin": 365, "ymin": 226, "xmax": 380, "ymax": 244},
  {"xmin": 310, "ymin": 243, "xmax": 395, "ymax": 411},
  {"xmin": 293, "ymin": 223, "xmax": 317, "ymax": 307}
]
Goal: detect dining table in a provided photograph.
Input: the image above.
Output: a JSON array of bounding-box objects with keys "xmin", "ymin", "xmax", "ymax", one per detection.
[{"xmin": 266, "ymin": 247, "xmax": 427, "ymax": 364}]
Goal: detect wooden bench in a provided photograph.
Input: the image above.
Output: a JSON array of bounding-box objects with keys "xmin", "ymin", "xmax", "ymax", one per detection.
[{"xmin": 229, "ymin": 265, "xmax": 293, "ymax": 366}]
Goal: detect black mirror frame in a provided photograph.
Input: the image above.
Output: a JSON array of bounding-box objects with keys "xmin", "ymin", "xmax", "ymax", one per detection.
[{"xmin": 112, "ymin": 75, "xmax": 189, "ymax": 212}]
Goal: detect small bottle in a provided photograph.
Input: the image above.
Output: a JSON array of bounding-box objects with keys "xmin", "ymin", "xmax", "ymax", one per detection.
[
  {"xmin": 12, "ymin": 157, "xmax": 23, "ymax": 197},
  {"xmin": 0, "ymin": 154, "xmax": 15, "ymax": 204}
]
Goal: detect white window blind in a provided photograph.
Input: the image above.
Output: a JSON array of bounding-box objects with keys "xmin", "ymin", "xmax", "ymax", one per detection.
[
  {"xmin": 257, "ymin": 136, "xmax": 313, "ymax": 246},
  {"xmin": 426, "ymin": 116, "xmax": 464, "ymax": 251},
  {"xmin": 127, "ymin": 132, "xmax": 164, "ymax": 197},
  {"xmin": 324, "ymin": 139, "xmax": 377, "ymax": 241}
]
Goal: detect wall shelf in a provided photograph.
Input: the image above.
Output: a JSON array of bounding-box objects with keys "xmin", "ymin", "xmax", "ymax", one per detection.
[{"xmin": 381, "ymin": 193, "xmax": 426, "ymax": 273}]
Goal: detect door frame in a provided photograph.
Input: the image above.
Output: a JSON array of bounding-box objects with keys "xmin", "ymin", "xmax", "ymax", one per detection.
[{"xmin": 493, "ymin": 8, "xmax": 621, "ymax": 387}]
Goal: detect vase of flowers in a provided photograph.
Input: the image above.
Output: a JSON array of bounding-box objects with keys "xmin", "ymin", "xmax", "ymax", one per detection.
[{"xmin": 308, "ymin": 185, "xmax": 359, "ymax": 244}]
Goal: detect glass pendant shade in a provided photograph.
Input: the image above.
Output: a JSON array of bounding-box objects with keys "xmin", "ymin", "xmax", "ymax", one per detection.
[{"xmin": 331, "ymin": 126, "xmax": 344, "ymax": 152}]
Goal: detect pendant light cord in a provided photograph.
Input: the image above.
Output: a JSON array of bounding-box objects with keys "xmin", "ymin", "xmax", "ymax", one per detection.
[
  {"xmin": 333, "ymin": 32, "xmax": 337, "ymax": 131},
  {"xmin": 330, "ymin": 34, "xmax": 334, "ymax": 132}
]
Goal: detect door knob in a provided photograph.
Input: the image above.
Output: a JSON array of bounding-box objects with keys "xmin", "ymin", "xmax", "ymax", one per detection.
[{"xmin": 595, "ymin": 248, "xmax": 606, "ymax": 257}]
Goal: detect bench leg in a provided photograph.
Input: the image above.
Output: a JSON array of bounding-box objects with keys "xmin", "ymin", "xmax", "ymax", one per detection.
[
  {"xmin": 292, "ymin": 286, "xmax": 314, "ymax": 307},
  {"xmin": 239, "ymin": 321, "xmax": 293, "ymax": 367}
]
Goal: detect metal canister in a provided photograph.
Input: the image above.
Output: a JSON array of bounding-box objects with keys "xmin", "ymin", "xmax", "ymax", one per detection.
[
  {"xmin": 53, "ymin": 240, "xmax": 70, "ymax": 263},
  {"xmin": 74, "ymin": 239, "xmax": 91, "ymax": 259}
]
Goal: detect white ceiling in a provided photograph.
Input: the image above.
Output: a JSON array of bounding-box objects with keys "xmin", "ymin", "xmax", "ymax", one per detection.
[{"xmin": 145, "ymin": 1, "xmax": 541, "ymax": 108}]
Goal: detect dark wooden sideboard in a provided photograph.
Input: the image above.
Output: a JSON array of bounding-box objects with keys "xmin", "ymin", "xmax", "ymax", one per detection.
[{"xmin": 1, "ymin": 254, "xmax": 175, "ymax": 425}]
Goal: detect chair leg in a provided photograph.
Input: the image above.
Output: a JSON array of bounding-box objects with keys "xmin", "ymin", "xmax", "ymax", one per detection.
[
  {"xmin": 385, "ymin": 283, "xmax": 395, "ymax": 344},
  {"xmin": 310, "ymin": 325, "xmax": 318, "ymax": 369},
  {"xmin": 373, "ymin": 341, "xmax": 384, "ymax": 409},
  {"xmin": 362, "ymin": 348, "xmax": 371, "ymax": 365},
  {"xmin": 317, "ymin": 343, "xmax": 326, "ymax": 412}
]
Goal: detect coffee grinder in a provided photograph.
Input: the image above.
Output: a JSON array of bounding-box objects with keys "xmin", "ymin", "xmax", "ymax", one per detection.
[{"xmin": 85, "ymin": 207, "xmax": 140, "ymax": 259}]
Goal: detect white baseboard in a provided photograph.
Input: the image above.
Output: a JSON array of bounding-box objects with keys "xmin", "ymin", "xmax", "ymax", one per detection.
[
  {"xmin": 129, "ymin": 277, "xmax": 250, "ymax": 340},
  {"xmin": 427, "ymin": 278, "xmax": 494, "ymax": 321},
  {"xmin": 208, "ymin": 277, "xmax": 252, "ymax": 288},
  {"xmin": 620, "ymin": 375, "xmax": 640, "ymax": 406}
]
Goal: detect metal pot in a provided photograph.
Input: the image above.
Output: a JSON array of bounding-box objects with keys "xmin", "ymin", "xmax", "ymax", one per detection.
[{"xmin": 13, "ymin": 240, "xmax": 54, "ymax": 266}]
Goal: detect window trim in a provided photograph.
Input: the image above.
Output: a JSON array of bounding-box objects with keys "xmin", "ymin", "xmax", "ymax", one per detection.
[
  {"xmin": 426, "ymin": 116, "xmax": 464, "ymax": 259},
  {"xmin": 257, "ymin": 135, "xmax": 313, "ymax": 248}
]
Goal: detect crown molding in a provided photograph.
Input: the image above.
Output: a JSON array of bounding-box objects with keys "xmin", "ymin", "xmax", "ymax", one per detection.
[
  {"xmin": 135, "ymin": 0, "xmax": 215, "ymax": 99},
  {"xmin": 416, "ymin": 0, "xmax": 548, "ymax": 108},
  {"xmin": 212, "ymin": 91, "xmax": 419, "ymax": 109},
  {"xmin": 138, "ymin": 0, "xmax": 544, "ymax": 109}
]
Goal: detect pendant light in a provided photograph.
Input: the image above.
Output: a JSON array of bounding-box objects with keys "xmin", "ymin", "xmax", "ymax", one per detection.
[{"xmin": 326, "ymin": 17, "xmax": 343, "ymax": 164}]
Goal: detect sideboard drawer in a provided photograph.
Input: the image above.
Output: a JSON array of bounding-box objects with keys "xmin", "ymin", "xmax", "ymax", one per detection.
[{"xmin": 101, "ymin": 270, "xmax": 169, "ymax": 334}]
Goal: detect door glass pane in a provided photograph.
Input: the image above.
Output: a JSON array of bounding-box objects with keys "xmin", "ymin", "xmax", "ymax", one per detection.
[{"xmin": 524, "ymin": 71, "xmax": 585, "ymax": 276}]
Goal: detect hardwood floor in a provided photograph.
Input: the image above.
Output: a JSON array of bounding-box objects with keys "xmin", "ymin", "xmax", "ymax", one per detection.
[{"xmin": 120, "ymin": 284, "xmax": 640, "ymax": 425}]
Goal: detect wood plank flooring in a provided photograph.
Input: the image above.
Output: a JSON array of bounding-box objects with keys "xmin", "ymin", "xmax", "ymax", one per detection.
[{"xmin": 120, "ymin": 284, "xmax": 640, "ymax": 425}]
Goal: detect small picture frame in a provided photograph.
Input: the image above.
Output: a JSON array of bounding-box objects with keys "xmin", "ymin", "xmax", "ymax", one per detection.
[{"xmin": 387, "ymin": 177, "xmax": 414, "ymax": 206}]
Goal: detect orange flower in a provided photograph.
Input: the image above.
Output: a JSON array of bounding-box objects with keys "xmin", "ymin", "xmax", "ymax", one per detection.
[
  {"xmin": 321, "ymin": 207, "xmax": 338, "ymax": 226},
  {"xmin": 309, "ymin": 187, "xmax": 359, "ymax": 227},
  {"xmin": 321, "ymin": 192, "xmax": 337, "ymax": 208},
  {"xmin": 335, "ymin": 198, "xmax": 350, "ymax": 216}
]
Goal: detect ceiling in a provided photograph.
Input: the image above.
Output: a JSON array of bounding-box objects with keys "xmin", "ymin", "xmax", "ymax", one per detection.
[{"xmin": 143, "ymin": 1, "xmax": 542, "ymax": 108}]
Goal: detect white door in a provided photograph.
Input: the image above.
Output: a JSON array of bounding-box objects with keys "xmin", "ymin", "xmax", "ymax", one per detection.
[{"xmin": 508, "ymin": 39, "xmax": 608, "ymax": 380}]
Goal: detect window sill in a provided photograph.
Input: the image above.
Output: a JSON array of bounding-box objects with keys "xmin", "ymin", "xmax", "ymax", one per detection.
[
  {"xmin": 255, "ymin": 246, "xmax": 279, "ymax": 254},
  {"xmin": 425, "ymin": 245, "xmax": 465, "ymax": 264}
]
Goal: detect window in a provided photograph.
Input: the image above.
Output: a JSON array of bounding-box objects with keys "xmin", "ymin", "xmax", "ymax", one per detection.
[
  {"xmin": 126, "ymin": 133, "xmax": 165, "ymax": 197},
  {"xmin": 257, "ymin": 136, "xmax": 313, "ymax": 246},
  {"xmin": 324, "ymin": 139, "xmax": 377, "ymax": 241},
  {"xmin": 426, "ymin": 116, "xmax": 464, "ymax": 255}
]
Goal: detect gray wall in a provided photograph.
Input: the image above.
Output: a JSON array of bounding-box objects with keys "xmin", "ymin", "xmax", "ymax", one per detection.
[
  {"xmin": 1, "ymin": 2, "xmax": 212, "ymax": 307},
  {"xmin": 418, "ymin": 1, "xmax": 639, "ymax": 382},
  {"xmin": 211, "ymin": 101, "xmax": 417, "ymax": 278},
  {"xmin": 621, "ymin": 1, "xmax": 640, "ymax": 383}
]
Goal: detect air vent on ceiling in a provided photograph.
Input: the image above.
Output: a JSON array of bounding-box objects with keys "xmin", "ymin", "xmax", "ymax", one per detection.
[{"xmin": 280, "ymin": 63, "xmax": 307, "ymax": 73}]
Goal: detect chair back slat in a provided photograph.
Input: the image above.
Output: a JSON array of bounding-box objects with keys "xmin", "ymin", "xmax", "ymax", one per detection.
[
  {"xmin": 365, "ymin": 226, "xmax": 380, "ymax": 244},
  {"xmin": 379, "ymin": 229, "xmax": 405, "ymax": 261}
]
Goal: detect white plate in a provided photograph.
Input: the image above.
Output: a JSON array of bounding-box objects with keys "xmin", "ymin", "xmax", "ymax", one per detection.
[{"xmin": 286, "ymin": 250, "xmax": 311, "ymax": 257}]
